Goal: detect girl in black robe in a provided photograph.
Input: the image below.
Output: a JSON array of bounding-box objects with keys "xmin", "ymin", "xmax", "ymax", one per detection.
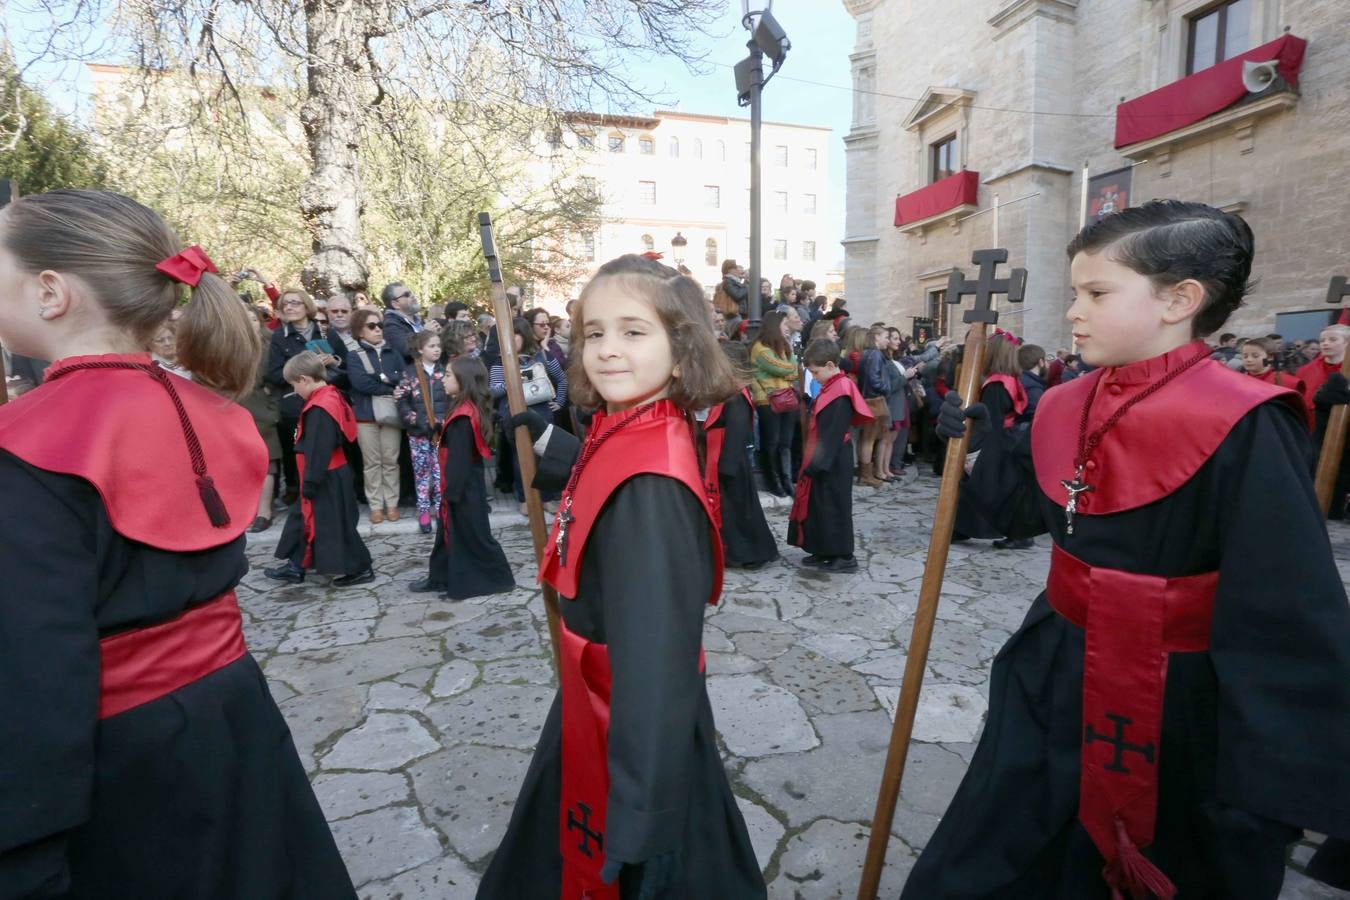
[
  {"xmin": 908, "ymin": 201, "xmax": 1350, "ymax": 899},
  {"xmin": 423, "ymin": 356, "xmax": 515, "ymax": 600},
  {"xmin": 477, "ymin": 254, "xmax": 764, "ymax": 899},
  {"xmin": 706, "ymin": 388, "xmax": 779, "ymax": 568},
  {"xmin": 0, "ymin": 188, "xmax": 353, "ymax": 898}
]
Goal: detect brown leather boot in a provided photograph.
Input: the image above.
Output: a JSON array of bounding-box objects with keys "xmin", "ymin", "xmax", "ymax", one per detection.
[
  {"xmin": 385, "ymin": 506, "xmax": 401, "ymax": 522},
  {"xmin": 369, "ymin": 508, "xmax": 385, "ymax": 524},
  {"xmin": 859, "ymin": 461, "xmax": 883, "ymax": 488}
]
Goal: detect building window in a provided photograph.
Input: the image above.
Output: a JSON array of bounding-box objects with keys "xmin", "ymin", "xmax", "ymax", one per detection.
[
  {"xmin": 582, "ymin": 232, "xmax": 596, "ymax": 262},
  {"xmin": 772, "ymin": 239, "xmax": 788, "ymax": 260},
  {"xmin": 716, "ymin": 140, "xmax": 726, "ymax": 161},
  {"xmin": 803, "ymin": 193, "xmax": 817, "ymax": 215},
  {"xmin": 693, "ymin": 138, "xmax": 703, "ymax": 159},
  {"xmin": 774, "ymin": 145, "xmax": 788, "ymax": 167},
  {"xmin": 579, "ymin": 176, "xmax": 599, "ymax": 199},
  {"xmin": 638, "ymin": 180, "xmax": 656, "ymax": 205},
  {"xmin": 1187, "ymin": 0, "xmax": 1250, "ymax": 74},
  {"xmin": 641, "ymin": 234, "xmax": 655, "ymax": 253},
  {"xmin": 802, "ymin": 241, "xmax": 816, "ymax": 262},
  {"xmin": 805, "ymin": 148, "xmax": 818, "ymax": 170},
  {"xmin": 704, "ymin": 185, "xmax": 721, "ymax": 209},
  {"xmin": 930, "ymin": 134, "xmax": 957, "ymax": 183},
  {"xmin": 928, "ymin": 287, "xmax": 949, "ymax": 337},
  {"xmin": 608, "ymin": 132, "xmax": 625, "ymax": 153},
  {"xmin": 577, "ymin": 132, "xmax": 595, "ymax": 150},
  {"xmin": 639, "ymin": 135, "xmax": 655, "ymax": 155},
  {"xmin": 775, "ymin": 191, "xmax": 788, "ymax": 214},
  {"xmin": 705, "ymin": 238, "xmax": 718, "ymax": 268},
  {"xmin": 546, "ymin": 128, "xmax": 563, "ymax": 151},
  {"xmin": 668, "ymin": 136, "xmax": 679, "ymax": 158}
]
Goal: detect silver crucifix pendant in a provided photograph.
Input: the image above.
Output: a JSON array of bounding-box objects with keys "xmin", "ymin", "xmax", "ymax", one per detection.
[{"xmin": 1060, "ymin": 466, "xmax": 1094, "ymax": 535}]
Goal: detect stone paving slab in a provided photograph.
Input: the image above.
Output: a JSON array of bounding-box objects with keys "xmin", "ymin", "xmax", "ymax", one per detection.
[{"xmin": 241, "ymin": 473, "xmax": 1350, "ymax": 898}]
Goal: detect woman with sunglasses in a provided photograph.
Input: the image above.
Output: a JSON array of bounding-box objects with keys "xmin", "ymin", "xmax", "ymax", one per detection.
[
  {"xmin": 265, "ymin": 287, "xmax": 336, "ymax": 504},
  {"xmin": 347, "ymin": 308, "xmax": 407, "ymax": 523}
]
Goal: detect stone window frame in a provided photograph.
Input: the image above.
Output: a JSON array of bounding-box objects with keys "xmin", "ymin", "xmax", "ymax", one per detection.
[
  {"xmin": 608, "ymin": 131, "xmax": 626, "ymax": 153},
  {"xmin": 802, "ymin": 241, "xmax": 816, "ymax": 262},
  {"xmin": 1159, "ymin": 0, "xmax": 1277, "ymax": 85},
  {"xmin": 704, "ymin": 185, "xmax": 721, "ymax": 209},
  {"xmin": 902, "ymin": 88, "xmax": 974, "ymax": 191},
  {"xmin": 637, "ymin": 181, "xmax": 657, "ymax": 206},
  {"xmin": 638, "ymin": 134, "xmax": 656, "ymax": 156}
]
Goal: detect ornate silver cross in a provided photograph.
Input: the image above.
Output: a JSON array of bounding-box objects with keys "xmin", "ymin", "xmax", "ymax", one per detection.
[{"xmin": 1060, "ymin": 465, "xmax": 1094, "ymax": 535}]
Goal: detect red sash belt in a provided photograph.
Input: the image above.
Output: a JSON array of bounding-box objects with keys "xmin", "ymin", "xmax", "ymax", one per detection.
[
  {"xmin": 1047, "ymin": 544, "xmax": 1216, "ymax": 899},
  {"xmin": 99, "ymin": 591, "xmax": 248, "ymax": 720}
]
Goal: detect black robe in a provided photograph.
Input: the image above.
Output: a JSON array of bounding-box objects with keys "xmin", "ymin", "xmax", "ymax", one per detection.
[
  {"xmin": 902, "ymin": 401, "xmax": 1350, "ymax": 898},
  {"xmin": 275, "ymin": 404, "xmax": 371, "ymax": 576},
  {"xmin": 710, "ymin": 396, "xmax": 779, "ymax": 566},
  {"xmin": 477, "ymin": 472, "xmax": 764, "ymax": 899},
  {"xmin": 787, "ymin": 394, "xmax": 856, "ymax": 558},
  {"xmin": 0, "ymin": 450, "xmax": 355, "ymax": 899},
  {"xmin": 423, "ymin": 417, "xmax": 516, "ymax": 600},
  {"xmin": 953, "ymin": 380, "xmax": 1016, "ymax": 540}
]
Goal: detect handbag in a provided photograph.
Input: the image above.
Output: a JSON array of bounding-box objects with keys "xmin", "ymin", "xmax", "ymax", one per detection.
[
  {"xmin": 521, "ymin": 358, "xmax": 556, "ymax": 407},
  {"xmin": 356, "ymin": 349, "xmax": 403, "ymax": 427},
  {"xmin": 768, "ymin": 386, "xmax": 799, "ymax": 414}
]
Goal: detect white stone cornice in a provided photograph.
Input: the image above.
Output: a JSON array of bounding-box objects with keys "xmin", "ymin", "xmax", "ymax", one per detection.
[
  {"xmin": 981, "ymin": 161, "xmax": 1076, "ymax": 183},
  {"xmin": 902, "ymin": 87, "xmax": 976, "ymax": 133},
  {"xmin": 841, "ymin": 0, "xmax": 884, "ymax": 17},
  {"xmin": 988, "ymin": 0, "xmax": 1079, "ymax": 33}
]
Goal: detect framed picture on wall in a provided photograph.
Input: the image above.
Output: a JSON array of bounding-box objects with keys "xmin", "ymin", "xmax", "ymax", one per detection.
[{"xmin": 1087, "ymin": 167, "xmax": 1132, "ymax": 221}]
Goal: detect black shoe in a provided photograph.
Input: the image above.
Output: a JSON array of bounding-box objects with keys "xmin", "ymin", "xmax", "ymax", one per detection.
[
  {"xmin": 264, "ymin": 563, "xmax": 305, "ymax": 583},
  {"xmin": 247, "ymin": 516, "xmax": 272, "ymax": 534},
  {"xmin": 951, "ymin": 531, "xmax": 971, "ymax": 544},
  {"xmin": 992, "ymin": 537, "xmax": 1035, "ymax": 550},
  {"xmin": 408, "ymin": 578, "xmax": 444, "ymax": 593},
  {"xmin": 820, "ymin": 556, "xmax": 859, "ymax": 573},
  {"xmin": 334, "ymin": 568, "xmax": 375, "ymax": 587},
  {"xmin": 801, "ymin": 554, "xmax": 829, "ymax": 567}
]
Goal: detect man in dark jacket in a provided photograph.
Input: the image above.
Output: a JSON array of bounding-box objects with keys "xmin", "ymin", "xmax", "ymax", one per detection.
[{"xmin": 380, "ymin": 282, "xmax": 424, "ymax": 362}]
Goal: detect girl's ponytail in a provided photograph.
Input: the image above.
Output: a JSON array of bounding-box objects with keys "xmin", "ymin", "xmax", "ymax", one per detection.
[{"xmin": 176, "ymin": 271, "xmax": 262, "ymax": 400}]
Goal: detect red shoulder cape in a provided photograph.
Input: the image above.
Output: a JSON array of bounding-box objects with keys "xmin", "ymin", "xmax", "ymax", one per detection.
[
  {"xmin": 1033, "ymin": 342, "xmax": 1306, "ymax": 514},
  {"xmin": 814, "ymin": 372, "xmax": 872, "ymax": 426},
  {"xmin": 983, "ymin": 373, "xmax": 1028, "ymax": 428},
  {"xmin": 298, "ymin": 384, "xmax": 357, "ymax": 443},
  {"xmin": 0, "ymin": 353, "xmax": 267, "ymax": 550},
  {"xmin": 1297, "ymin": 356, "xmax": 1341, "ymax": 414},
  {"xmin": 540, "ymin": 399, "xmax": 722, "ymax": 604},
  {"xmin": 439, "ymin": 400, "xmax": 491, "ymax": 462}
]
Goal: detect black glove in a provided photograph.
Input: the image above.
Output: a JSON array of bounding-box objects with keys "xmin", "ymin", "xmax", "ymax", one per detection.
[
  {"xmin": 507, "ymin": 408, "xmax": 549, "ymax": 442},
  {"xmin": 935, "ymin": 392, "xmax": 988, "ymax": 439},
  {"xmin": 1315, "ymin": 372, "xmax": 1350, "ymax": 407},
  {"xmin": 301, "ymin": 482, "xmax": 319, "ymax": 500}
]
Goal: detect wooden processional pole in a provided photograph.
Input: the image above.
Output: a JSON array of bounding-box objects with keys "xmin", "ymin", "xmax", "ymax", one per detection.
[
  {"xmin": 0, "ymin": 180, "xmax": 16, "ymax": 406},
  {"xmin": 1313, "ymin": 274, "xmax": 1350, "ymax": 517},
  {"xmin": 857, "ymin": 249, "xmax": 1026, "ymax": 898},
  {"xmin": 478, "ymin": 212, "xmax": 561, "ymax": 669}
]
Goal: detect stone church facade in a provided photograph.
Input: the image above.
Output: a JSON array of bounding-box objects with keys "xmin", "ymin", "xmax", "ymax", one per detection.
[{"xmin": 841, "ymin": 0, "xmax": 1350, "ymax": 349}]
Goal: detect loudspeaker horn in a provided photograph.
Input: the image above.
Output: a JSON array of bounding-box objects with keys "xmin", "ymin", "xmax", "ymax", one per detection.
[{"xmin": 1242, "ymin": 59, "xmax": 1280, "ymax": 93}]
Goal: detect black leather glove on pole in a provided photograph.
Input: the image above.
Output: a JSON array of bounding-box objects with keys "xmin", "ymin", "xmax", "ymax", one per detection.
[
  {"xmin": 935, "ymin": 392, "xmax": 990, "ymax": 439},
  {"xmin": 1316, "ymin": 372, "xmax": 1350, "ymax": 407},
  {"xmin": 507, "ymin": 408, "xmax": 549, "ymax": 442}
]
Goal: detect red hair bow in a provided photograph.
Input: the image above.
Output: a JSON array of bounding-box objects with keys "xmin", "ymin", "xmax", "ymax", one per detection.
[
  {"xmin": 156, "ymin": 245, "xmax": 219, "ymax": 287},
  {"xmin": 994, "ymin": 327, "xmax": 1022, "ymax": 346}
]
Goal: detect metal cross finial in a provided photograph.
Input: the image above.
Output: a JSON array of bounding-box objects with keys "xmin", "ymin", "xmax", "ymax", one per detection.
[
  {"xmin": 946, "ymin": 248, "xmax": 1028, "ymax": 325},
  {"xmin": 1328, "ymin": 275, "xmax": 1350, "ymax": 306}
]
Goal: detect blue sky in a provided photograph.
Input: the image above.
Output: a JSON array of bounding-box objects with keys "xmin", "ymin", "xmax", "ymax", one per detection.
[{"xmin": 627, "ymin": 1, "xmax": 856, "ymax": 266}]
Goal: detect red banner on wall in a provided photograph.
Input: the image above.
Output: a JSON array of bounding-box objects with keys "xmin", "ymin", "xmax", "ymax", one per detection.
[
  {"xmin": 1114, "ymin": 34, "xmax": 1306, "ymax": 149},
  {"xmin": 894, "ymin": 170, "xmax": 980, "ymax": 227}
]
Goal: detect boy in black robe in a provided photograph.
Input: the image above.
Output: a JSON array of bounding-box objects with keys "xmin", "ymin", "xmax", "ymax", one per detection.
[
  {"xmin": 787, "ymin": 338, "xmax": 874, "ymax": 573},
  {"xmin": 268, "ymin": 351, "xmax": 373, "ymax": 585},
  {"xmin": 908, "ymin": 201, "xmax": 1350, "ymax": 898}
]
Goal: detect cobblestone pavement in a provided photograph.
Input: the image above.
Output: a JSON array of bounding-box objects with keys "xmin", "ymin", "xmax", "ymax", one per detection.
[{"xmin": 241, "ymin": 474, "xmax": 1350, "ymax": 899}]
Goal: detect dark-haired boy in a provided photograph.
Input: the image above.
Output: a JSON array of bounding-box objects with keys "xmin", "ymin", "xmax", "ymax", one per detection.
[
  {"xmin": 787, "ymin": 339, "xmax": 873, "ymax": 573},
  {"xmin": 910, "ymin": 200, "xmax": 1350, "ymax": 898},
  {"xmin": 1017, "ymin": 343, "xmax": 1047, "ymax": 420}
]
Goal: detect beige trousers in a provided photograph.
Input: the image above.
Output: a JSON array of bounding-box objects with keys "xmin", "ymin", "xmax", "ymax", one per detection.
[{"xmin": 357, "ymin": 422, "xmax": 402, "ymax": 510}]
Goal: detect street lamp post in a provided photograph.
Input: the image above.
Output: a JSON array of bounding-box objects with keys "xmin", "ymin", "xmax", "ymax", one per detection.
[
  {"xmin": 670, "ymin": 231, "xmax": 687, "ymax": 268},
  {"xmin": 737, "ymin": 1, "xmax": 789, "ymax": 329}
]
